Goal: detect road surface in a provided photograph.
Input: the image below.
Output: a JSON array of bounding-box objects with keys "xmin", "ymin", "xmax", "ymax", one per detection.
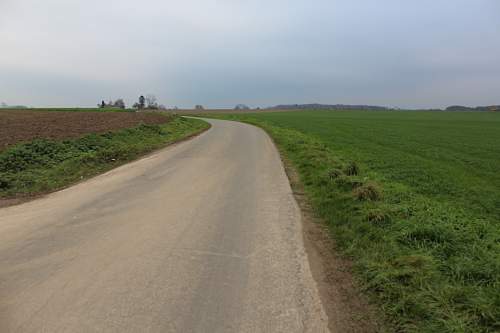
[{"xmin": 0, "ymin": 118, "xmax": 329, "ymax": 332}]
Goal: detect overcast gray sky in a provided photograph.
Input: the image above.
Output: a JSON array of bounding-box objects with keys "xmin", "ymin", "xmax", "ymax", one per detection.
[{"xmin": 1, "ymin": 0, "xmax": 499, "ymax": 109}]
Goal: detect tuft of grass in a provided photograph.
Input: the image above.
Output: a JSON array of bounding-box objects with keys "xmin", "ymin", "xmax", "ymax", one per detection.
[
  {"xmin": 366, "ymin": 209, "xmax": 392, "ymax": 226},
  {"xmin": 327, "ymin": 168, "xmax": 343, "ymax": 180},
  {"xmin": 344, "ymin": 161, "xmax": 360, "ymax": 176},
  {"xmin": 354, "ymin": 182, "xmax": 382, "ymax": 201},
  {"xmin": 204, "ymin": 111, "xmax": 500, "ymax": 332},
  {"xmin": 0, "ymin": 116, "xmax": 209, "ymax": 198},
  {"xmin": 332, "ymin": 173, "xmax": 364, "ymax": 189}
]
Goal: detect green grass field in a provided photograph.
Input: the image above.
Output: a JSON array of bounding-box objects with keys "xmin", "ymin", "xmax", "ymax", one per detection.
[{"xmin": 209, "ymin": 111, "xmax": 500, "ymax": 332}]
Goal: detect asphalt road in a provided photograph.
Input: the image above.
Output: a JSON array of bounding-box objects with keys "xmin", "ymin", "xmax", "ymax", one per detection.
[{"xmin": 0, "ymin": 118, "xmax": 329, "ymax": 332}]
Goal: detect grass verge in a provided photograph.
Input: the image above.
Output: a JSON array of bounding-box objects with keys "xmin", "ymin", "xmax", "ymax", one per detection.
[
  {"xmin": 204, "ymin": 113, "xmax": 499, "ymax": 333},
  {"xmin": 0, "ymin": 115, "xmax": 209, "ymax": 199}
]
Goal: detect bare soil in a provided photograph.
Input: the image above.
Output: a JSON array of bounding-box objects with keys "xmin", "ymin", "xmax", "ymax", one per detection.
[{"xmin": 0, "ymin": 110, "xmax": 170, "ymax": 151}]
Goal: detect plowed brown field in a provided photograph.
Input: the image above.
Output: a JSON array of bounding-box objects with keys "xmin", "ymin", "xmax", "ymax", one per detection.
[{"xmin": 0, "ymin": 110, "xmax": 170, "ymax": 150}]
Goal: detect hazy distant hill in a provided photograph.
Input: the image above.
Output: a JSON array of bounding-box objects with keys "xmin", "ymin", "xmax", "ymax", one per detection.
[
  {"xmin": 268, "ymin": 103, "xmax": 389, "ymax": 111},
  {"xmin": 446, "ymin": 105, "xmax": 500, "ymax": 112},
  {"xmin": 267, "ymin": 103, "xmax": 500, "ymax": 112},
  {"xmin": 0, "ymin": 102, "xmax": 28, "ymax": 109}
]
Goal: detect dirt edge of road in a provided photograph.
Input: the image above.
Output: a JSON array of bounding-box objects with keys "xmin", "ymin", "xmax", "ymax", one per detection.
[
  {"xmin": 0, "ymin": 122, "xmax": 211, "ymax": 209},
  {"xmin": 279, "ymin": 149, "xmax": 385, "ymax": 332}
]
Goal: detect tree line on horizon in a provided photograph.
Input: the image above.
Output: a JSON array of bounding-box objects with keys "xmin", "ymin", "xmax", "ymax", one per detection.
[{"xmin": 98, "ymin": 95, "xmax": 167, "ymax": 110}]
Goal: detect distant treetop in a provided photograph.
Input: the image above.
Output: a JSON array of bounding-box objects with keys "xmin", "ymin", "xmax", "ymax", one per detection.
[{"xmin": 234, "ymin": 104, "xmax": 250, "ymax": 110}]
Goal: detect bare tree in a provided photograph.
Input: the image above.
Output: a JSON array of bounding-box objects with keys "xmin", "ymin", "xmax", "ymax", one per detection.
[
  {"xmin": 139, "ymin": 96, "xmax": 146, "ymax": 109},
  {"xmin": 145, "ymin": 94, "xmax": 158, "ymax": 109},
  {"xmin": 195, "ymin": 105, "xmax": 204, "ymax": 110},
  {"xmin": 234, "ymin": 104, "xmax": 250, "ymax": 110},
  {"xmin": 114, "ymin": 99, "xmax": 126, "ymax": 109}
]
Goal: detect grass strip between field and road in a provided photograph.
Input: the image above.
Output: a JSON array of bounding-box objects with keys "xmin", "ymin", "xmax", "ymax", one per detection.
[
  {"xmin": 203, "ymin": 111, "xmax": 500, "ymax": 333},
  {"xmin": 0, "ymin": 115, "xmax": 209, "ymax": 201}
]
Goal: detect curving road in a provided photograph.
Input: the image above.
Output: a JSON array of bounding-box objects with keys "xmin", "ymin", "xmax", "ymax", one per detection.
[{"xmin": 0, "ymin": 118, "xmax": 329, "ymax": 332}]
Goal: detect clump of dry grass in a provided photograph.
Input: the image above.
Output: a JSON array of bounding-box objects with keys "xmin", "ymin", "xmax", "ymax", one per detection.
[{"xmin": 354, "ymin": 182, "xmax": 382, "ymax": 201}]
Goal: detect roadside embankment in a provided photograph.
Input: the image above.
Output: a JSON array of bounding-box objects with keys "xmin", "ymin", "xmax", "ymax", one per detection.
[{"xmin": 0, "ymin": 115, "xmax": 209, "ymax": 206}]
